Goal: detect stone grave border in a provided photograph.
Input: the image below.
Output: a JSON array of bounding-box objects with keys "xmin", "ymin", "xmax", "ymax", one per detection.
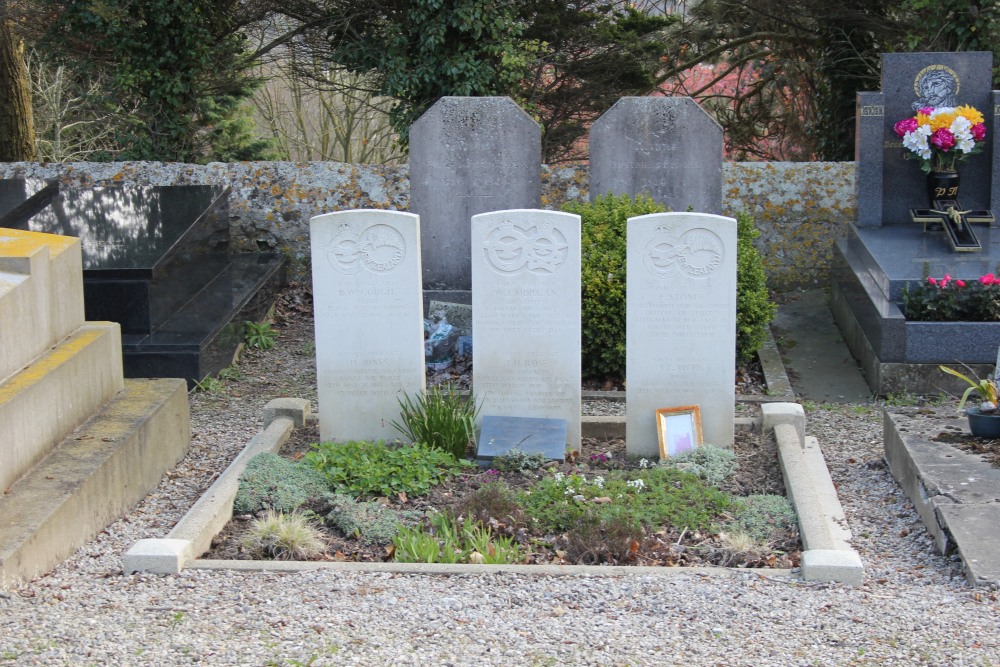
[
  {"xmin": 883, "ymin": 408, "xmax": 1000, "ymax": 588},
  {"xmin": 124, "ymin": 344, "xmax": 862, "ymax": 585}
]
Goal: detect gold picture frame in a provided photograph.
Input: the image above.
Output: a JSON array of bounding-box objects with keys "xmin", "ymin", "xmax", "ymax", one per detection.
[{"xmin": 655, "ymin": 405, "xmax": 703, "ymax": 459}]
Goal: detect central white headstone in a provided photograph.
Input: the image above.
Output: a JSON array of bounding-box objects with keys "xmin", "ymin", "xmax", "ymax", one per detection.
[
  {"xmin": 471, "ymin": 209, "xmax": 582, "ymax": 450},
  {"xmin": 626, "ymin": 212, "xmax": 737, "ymax": 457},
  {"xmin": 310, "ymin": 210, "xmax": 426, "ymax": 442}
]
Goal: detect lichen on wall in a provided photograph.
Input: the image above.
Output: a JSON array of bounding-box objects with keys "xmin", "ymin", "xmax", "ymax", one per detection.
[{"xmin": 0, "ymin": 160, "xmax": 858, "ymax": 291}]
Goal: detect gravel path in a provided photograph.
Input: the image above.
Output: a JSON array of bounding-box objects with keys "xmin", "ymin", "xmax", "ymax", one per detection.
[{"xmin": 2, "ymin": 315, "xmax": 998, "ymax": 666}]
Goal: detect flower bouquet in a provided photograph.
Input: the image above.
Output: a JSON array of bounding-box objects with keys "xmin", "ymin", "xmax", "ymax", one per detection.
[{"xmin": 893, "ymin": 105, "xmax": 987, "ymax": 174}]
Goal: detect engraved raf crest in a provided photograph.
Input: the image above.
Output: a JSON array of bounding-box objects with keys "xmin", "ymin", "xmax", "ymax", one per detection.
[
  {"xmin": 325, "ymin": 222, "xmax": 406, "ymax": 275},
  {"xmin": 483, "ymin": 219, "xmax": 568, "ymax": 275},
  {"xmin": 642, "ymin": 226, "xmax": 724, "ymax": 279}
]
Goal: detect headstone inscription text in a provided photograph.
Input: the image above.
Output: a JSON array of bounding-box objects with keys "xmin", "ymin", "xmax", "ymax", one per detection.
[
  {"xmin": 472, "ymin": 209, "xmax": 582, "ymax": 449},
  {"xmin": 626, "ymin": 212, "xmax": 737, "ymax": 457},
  {"xmin": 310, "ymin": 210, "xmax": 425, "ymax": 442}
]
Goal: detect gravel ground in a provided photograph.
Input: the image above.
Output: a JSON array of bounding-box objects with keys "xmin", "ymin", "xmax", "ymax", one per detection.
[{"xmin": 2, "ymin": 310, "xmax": 999, "ymax": 666}]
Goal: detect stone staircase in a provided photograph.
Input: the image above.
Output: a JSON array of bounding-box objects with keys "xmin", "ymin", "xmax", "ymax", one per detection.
[{"xmin": 0, "ymin": 229, "xmax": 189, "ymax": 588}]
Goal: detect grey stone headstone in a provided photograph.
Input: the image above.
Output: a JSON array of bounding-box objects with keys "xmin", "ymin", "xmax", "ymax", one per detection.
[
  {"xmin": 855, "ymin": 52, "xmax": 995, "ymax": 226},
  {"xmin": 476, "ymin": 415, "xmax": 568, "ymax": 465},
  {"xmin": 590, "ymin": 97, "xmax": 722, "ymax": 214},
  {"xmin": 993, "ymin": 91, "xmax": 1000, "ymax": 211},
  {"xmin": 410, "ymin": 97, "xmax": 542, "ymax": 292}
]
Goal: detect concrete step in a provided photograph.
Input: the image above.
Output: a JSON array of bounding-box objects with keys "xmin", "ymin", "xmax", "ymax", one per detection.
[
  {"xmin": 0, "ymin": 323, "xmax": 124, "ymax": 492},
  {"xmin": 0, "ymin": 378, "xmax": 189, "ymax": 589},
  {"xmin": 0, "ymin": 229, "xmax": 85, "ymax": 382}
]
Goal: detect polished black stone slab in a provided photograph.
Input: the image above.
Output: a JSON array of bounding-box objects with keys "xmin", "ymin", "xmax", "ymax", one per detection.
[
  {"xmin": 3, "ymin": 184, "xmax": 232, "ymax": 335},
  {"xmin": 121, "ymin": 253, "xmax": 287, "ymax": 384},
  {"xmin": 0, "ymin": 179, "xmax": 58, "ymax": 225},
  {"xmin": 2, "ymin": 182, "xmax": 287, "ymax": 383}
]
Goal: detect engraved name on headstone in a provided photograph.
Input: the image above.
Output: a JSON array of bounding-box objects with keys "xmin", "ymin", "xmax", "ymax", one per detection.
[
  {"xmin": 310, "ymin": 209, "xmax": 426, "ymax": 442},
  {"xmin": 856, "ymin": 51, "xmax": 995, "ymax": 226},
  {"xmin": 410, "ymin": 97, "xmax": 542, "ymax": 293},
  {"xmin": 626, "ymin": 212, "xmax": 737, "ymax": 457},
  {"xmin": 472, "ymin": 209, "xmax": 582, "ymax": 450},
  {"xmin": 590, "ymin": 97, "xmax": 723, "ymax": 215}
]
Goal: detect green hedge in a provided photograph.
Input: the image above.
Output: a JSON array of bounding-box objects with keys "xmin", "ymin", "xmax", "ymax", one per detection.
[{"xmin": 563, "ymin": 194, "xmax": 775, "ymax": 380}]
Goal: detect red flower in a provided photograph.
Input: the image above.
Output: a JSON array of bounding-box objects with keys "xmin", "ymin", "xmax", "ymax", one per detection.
[
  {"xmin": 981, "ymin": 274, "xmax": 996, "ymax": 285},
  {"xmin": 918, "ymin": 106, "xmax": 935, "ymax": 116},
  {"xmin": 894, "ymin": 118, "xmax": 918, "ymax": 137},
  {"xmin": 971, "ymin": 123, "xmax": 987, "ymax": 142},
  {"xmin": 931, "ymin": 129, "xmax": 956, "ymax": 151},
  {"xmin": 956, "ymin": 279, "xmax": 966, "ymax": 287},
  {"xmin": 928, "ymin": 277, "xmax": 938, "ymax": 285}
]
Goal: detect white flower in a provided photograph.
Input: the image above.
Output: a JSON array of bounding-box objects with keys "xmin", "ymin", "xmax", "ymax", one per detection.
[
  {"xmin": 594, "ymin": 476, "xmax": 605, "ymax": 489},
  {"xmin": 627, "ymin": 479, "xmax": 646, "ymax": 492},
  {"xmin": 639, "ymin": 458, "xmax": 650, "ymax": 469},
  {"xmin": 553, "ymin": 472, "xmax": 564, "ymax": 483},
  {"xmin": 903, "ymin": 126, "xmax": 932, "ymax": 160}
]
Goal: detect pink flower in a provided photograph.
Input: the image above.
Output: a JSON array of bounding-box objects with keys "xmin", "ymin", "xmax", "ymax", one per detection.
[
  {"xmin": 931, "ymin": 129, "xmax": 956, "ymax": 151},
  {"xmin": 981, "ymin": 274, "xmax": 996, "ymax": 285},
  {"xmin": 918, "ymin": 106, "xmax": 935, "ymax": 116},
  {"xmin": 894, "ymin": 118, "xmax": 918, "ymax": 137},
  {"xmin": 927, "ymin": 277, "xmax": 938, "ymax": 285},
  {"xmin": 956, "ymin": 280, "xmax": 966, "ymax": 287},
  {"xmin": 971, "ymin": 123, "xmax": 987, "ymax": 142}
]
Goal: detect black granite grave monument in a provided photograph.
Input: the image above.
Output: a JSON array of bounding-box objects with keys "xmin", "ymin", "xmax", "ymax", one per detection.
[
  {"xmin": 1, "ymin": 181, "xmax": 286, "ymax": 383},
  {"xmin": 832, "ymin": 52, "xmax": 1000, "ymax": 395}
]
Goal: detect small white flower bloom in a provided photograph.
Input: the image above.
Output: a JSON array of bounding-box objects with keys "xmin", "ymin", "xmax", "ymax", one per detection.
[
  {"xmin": 553, "ymin": 472, "xmax": 564, "ymax": 483},
  {"xmin": 594, "ymin": 476, "xmax": 605, "ymax": 489},
  {"xmin": 639, "ymin": 458, "xmax": 649, "ymax": 469}
]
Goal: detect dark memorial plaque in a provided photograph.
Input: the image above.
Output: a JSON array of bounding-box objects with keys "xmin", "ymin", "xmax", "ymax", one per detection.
[{"xmin": 476, "ymin": 415, "xmax": 568, "ymax": 466}]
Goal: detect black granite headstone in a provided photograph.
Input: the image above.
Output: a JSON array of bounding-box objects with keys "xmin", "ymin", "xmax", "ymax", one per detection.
[{"xmin": 1, "ymin": 182, "xmax": 286, "ymax": 383}]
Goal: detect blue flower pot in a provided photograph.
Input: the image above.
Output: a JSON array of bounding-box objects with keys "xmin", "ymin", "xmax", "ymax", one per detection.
[{"xmin": 966, "ymin": 407, "xmax": 1000, "ymax": 438}]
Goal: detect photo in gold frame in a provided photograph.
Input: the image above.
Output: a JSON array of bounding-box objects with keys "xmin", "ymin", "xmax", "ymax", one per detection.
[{"xmin": 655, "ymin": 405, "xmax": 703, "ymax": 459}]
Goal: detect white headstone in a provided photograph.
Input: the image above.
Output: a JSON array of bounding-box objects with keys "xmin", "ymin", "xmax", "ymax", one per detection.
[
  {"xmin": 471, "ymin": 209, "xmax": 582, "ymax": 450},
  {"xmin": 626, "ymin": 212, "xmax": 737, "ymax": 457},
  {"xmin": 310, "ymin": 210, "xmax": 426, "ymax": 442}
]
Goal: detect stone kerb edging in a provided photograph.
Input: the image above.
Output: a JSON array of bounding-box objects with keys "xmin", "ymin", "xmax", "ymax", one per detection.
[
  {"xmin": 123, "ymin": 398, "xmax": 309, "ymax": 575},
  {"xmin": 763, "ymin": 403, "xmax": 864, "ymax": 586},
  {"xmin": 125, "ymin": 400, "xmax": 862, "ymax": 585}
]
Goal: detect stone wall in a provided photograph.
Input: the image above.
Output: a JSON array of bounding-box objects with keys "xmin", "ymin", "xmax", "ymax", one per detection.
[{"xmin": 0, "ymin": 160, "xmax": 856, "ymax": 291}]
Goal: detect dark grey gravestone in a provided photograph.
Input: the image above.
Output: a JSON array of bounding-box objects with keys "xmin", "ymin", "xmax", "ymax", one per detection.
[
  {"xmin": 993, "ymin": 91, "xmax": 1000, "ymax": 211},
  {"xmin": 854, "ymin": 92, "xmax": 886, "ymax": 228},
  {"xmin": 589, "ymin": 97, "xmax": 722, "ymax": 214},
  {"xmin": 476, "ymin": 415, "xmax": 567, "ymax": 465},
  {"xmin": 856, "ymin": 52, "xmax": 995, "ymax": 226},
  {"xmin": 410, "ymin": 97, "xmax": 541, "ymax": 292}
]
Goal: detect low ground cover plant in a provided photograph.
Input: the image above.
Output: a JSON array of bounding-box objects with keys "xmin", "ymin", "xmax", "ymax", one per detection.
[{"xmin": 229, "ymin": 439, "xmax": 798, "ymax": 567}]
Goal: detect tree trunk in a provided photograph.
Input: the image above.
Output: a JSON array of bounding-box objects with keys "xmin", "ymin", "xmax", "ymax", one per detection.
[{"xmin": 0, "ymin": 9, "xmax": 35, "ymax": 161}]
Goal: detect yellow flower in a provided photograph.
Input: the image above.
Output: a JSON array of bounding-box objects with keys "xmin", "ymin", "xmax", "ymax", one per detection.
[
  {"xmin": 916, "ymin": 112, "xmax": 932, "ymax": 129},
  {"xmin": 930, "ymin": 111, "xmax": 957, "ymax": 131},
  {"xmin": 955, "ymin": 105, "xmax": 984, "ymax": 125}
]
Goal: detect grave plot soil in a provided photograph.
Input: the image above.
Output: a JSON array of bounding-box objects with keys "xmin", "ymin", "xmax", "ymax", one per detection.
[
  {"xmin": 203, "ymin": 422, "xmax": 800, "ymax": 568},
  {"xmin": 201, "ymin": 281, "xmax": 793, "ymax": 567}
]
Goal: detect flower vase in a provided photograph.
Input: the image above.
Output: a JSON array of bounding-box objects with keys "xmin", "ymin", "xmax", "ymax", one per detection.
[
  {"xmin": 927, "ymin": 170, "xmax": 960, "ymax": 207},
  {"xmin": 966, "ymin": 407, "xmax": 1000, "ymax": 438}
]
